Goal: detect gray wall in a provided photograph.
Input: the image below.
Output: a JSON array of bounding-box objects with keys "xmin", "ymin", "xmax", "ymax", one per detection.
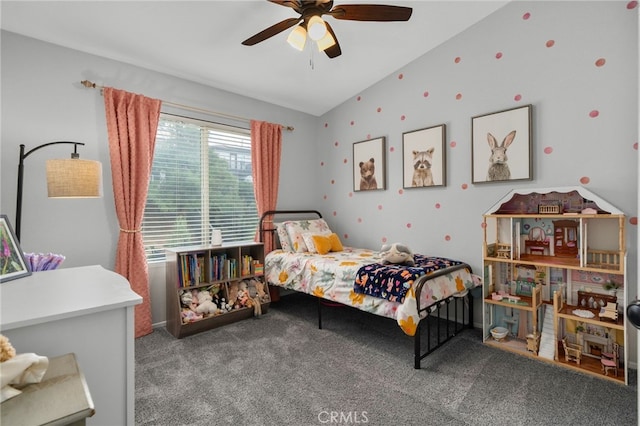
[
  {"xmin": 1, "ymin": 2, "xmax": 638, "ymax": 361},
  {"xmin": 316, "ymin": 1, "xmax": 638, "ymax": 356},
  {"xmin": 0, "ymin": 31, "xmax": 320, "ymax": 324}
]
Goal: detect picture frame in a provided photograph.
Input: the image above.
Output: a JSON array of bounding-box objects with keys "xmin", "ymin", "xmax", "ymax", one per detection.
[
  {"xmin": 0, "ymin": 214, "xmax": 31, "ymax": 282},
  {"xmin": 353, "ymin": 136, "xmax": 386, "ymax": 192},
  {"xmin": 402, "ymin": 124, "xmax": 446, "ymax": 188},
  {"xmin": 471, "ymin": 104, "xmax": 532, "ymax": 184}
]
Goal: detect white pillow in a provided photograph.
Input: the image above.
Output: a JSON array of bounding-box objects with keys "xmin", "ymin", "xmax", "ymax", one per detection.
[
  {"xmin": 284, "ymin": 219, "xmax": 332, "ymax": 253},
  {"xmin": 301, "ymin": 231, "xmax": 332, "ymax": 253},
  {"xmin": 275, "ymin": 223, "xmax": 294, "ymax": 252}
]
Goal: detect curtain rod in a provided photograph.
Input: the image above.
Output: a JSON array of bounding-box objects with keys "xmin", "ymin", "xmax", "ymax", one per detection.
[{"xmin": 80, "ymin": 80, "xmax": 294, "ymax": 132}]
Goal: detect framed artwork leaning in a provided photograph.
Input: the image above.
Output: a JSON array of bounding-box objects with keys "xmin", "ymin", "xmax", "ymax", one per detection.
[
  {"xmin": 0, "ymin": 214, "xmax": 31, "ymax": 282},
  {"xmin": 402, "ymin": 124, "xmax": 446, "ymax": 188},
  {"xmin": 353, "ymin": 136, "xmax": 386, "ymax": 192},
  {"xmin": 471, "ymin": 104, "xmax": 533, "ymax": 184}
]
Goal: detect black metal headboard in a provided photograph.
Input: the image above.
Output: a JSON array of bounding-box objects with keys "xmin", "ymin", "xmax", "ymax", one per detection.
[{"xmin": 258, "ymin": 210, "xmax": 322, "ymax": 247}]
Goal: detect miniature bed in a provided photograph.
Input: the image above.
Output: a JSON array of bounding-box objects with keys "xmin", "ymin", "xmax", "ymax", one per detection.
[{"xmin": 258, "ymin": 210, "xmax": 481, "ymax": 368}]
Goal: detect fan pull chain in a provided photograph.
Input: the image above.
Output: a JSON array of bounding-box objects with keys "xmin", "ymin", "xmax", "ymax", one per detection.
[{"xmin": 309, "ymin": 47, "xmax": 315, "ymax": 70}]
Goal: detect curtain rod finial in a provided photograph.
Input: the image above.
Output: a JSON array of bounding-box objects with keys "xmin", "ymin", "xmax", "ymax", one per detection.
[{"xmin": 81, "ymin": 80, "xmax": 96, "ymax": 88}]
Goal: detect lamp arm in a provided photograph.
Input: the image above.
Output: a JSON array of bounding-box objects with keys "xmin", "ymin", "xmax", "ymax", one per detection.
[{"xmin": 15, "ymin": 141, "xmax": 86, "ymax": 242}]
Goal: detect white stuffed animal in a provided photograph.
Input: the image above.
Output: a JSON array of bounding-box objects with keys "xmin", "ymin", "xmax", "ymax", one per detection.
[
  {"xmin": 194, "ymin": 290, "xmax": 219, "ymax": 315},
  {"xmin": 380, "ymin": 243, "xmax": 415, "ymax": 266}
]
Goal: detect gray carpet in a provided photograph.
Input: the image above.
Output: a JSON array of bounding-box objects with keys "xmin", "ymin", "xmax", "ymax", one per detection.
[{"xmin": 135, "ymin": 293, "xmax": 638, "ymax": 425}]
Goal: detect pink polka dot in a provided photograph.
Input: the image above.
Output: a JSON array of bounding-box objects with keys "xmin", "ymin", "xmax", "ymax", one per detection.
[
  {"xmin": 546, "ymin": 40, "xmax": 555, "ymax": 48},
  {"xmin": 400, "ymin": 115, "xmax": 406, "ymax": 121},
  {"xmin": 496, "ymin": 52, "xmax": 503, "ymax": 59},
  {"xmin": 423, "ymin": 91, "xmax": 429, "ymax": 98},
  {"xmin": 324, "ymin": 123, "xmax": 328, "ymax": 128},
  {"xmin": 357, "ymin": 218, "xmax": 362, "ymax": 223},
  {"xmin": 323, "ymin": 195, "xmax": 327, "ymax": 200},
  {"xmin": 378, "ymin": 205, "xmax": 383, "ymax": 210},
  {"xmin": 398, "ymin": 189, "xmax": 404, "ymax": 195},
  {"xmin": 523, "ymin": 12, "xmax": 531, "ymax": 20},
  {"xmin": 544, "ymin": 147, "xmax": 553, "ymax": 154},
  {"xmin": 589, "ymin": 110, "xmax": 599, "ymax": 118},
  {"xmin": 595, "ymin": 58, "xmax": 606, "ymax": 67},
  {"xmin": 580, "ymin": 176, "xmax": 591, "ymax": 185},
  {"xmin": 377, "ymin": 107, "xmax": 382, "ymax": 113},
  {"xmin": 461, "ymin": 183, "xmax": 468, "ymax": 190},
  {"xmin": 455, "ymin": 93, "xmax": 462, "ymax": 100},
  {"xmin": 381, "ymin": 237, "xmax": 387, "ymax": 243},
  {"xmin": 481, "ymin": 222, "xmax": 487, "ymax": 229},
  {"xmin": 366, "ymin": 134, "xmax": 371, "ymax": 139},
  {"xmin": 406, "ymin": 223, "xmax": 412, "ymax": 229},
  {"xmin": 334, "ymin": 141, "xmax": 339, "ymax": 147},
  {"xmin": 633, "ymin": 142, "xmax": 638, "ymax": 150},
  {"xmin": 350, "ymin": 120, "xmax": 355, "ymax": 126},
  {"xmin": 320, "ymin": 161, "xmax": 325, "ymax": 166},
  {"xmin": 349, "ymin": 192, "xmax": 353, "ymax": 197},
  {"xmin": 629, "ymin": 217, "xmax": 637, "ymax": 225},
  {"xmin": 398, "ymin": 73, "xmax": 404, "ymax": 79},
  {"xmin": 514, "ymin": 94, "xmax": 522, "ymax": 101},
  {"xmin": 389, "ymin": 146, "xmax": 395, "ymax": 153},
  {"xmin": 331, "ymin": 179, "xmax": 335, "ymax": 184},
  {"xmin": 333, "ymin": 211, "xmax": 337, "ymax": 216},
  {"xmin": 445, "ymin": 235, "xmax": 451, "ymax": 241},
  {"xmin": 435, "ymin": 203, "xmax": 441, "ymax": 209},
  {"xmin": 627, "ymin": 1, "xmax": 638, "ymax": 10},
  {"xmin": 357, "ymin": 96, "xmax": 361, "ymax": 101},
  {"xmin": 343, "ymin": 234, "xmax": 349, "ymax": 239},
  {"xmin": 454, "ymin": 57, "xmax": 461, "ymax": 63},
  {"xmin": 450, "ymin": 141, "xmax": 457, "ymax": 148},
  {"xmin": 343, "ymin": 158, "xmax": 348, "ymax": 163}
]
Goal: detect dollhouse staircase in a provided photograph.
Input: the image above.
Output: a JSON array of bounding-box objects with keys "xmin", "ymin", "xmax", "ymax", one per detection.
[{"xmin": 537, "ymin": 305, "xmax": 556, "ymax": 360}]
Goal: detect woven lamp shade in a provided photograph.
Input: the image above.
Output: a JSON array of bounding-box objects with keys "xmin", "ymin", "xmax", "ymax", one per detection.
[{"xmin": 46, "ymin": 159, "xmax": 103, "ymax": 198}]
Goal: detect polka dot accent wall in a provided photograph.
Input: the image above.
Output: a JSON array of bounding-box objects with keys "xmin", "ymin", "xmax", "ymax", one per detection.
[{"xmin": 315, "ymin": 2, "xmax": 636, "ymax": 255}]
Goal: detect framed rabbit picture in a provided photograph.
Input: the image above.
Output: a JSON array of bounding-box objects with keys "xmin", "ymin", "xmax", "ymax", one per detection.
[{"xmin": 471, "ymin": 104, "xmax": 532, "ymax": 184}]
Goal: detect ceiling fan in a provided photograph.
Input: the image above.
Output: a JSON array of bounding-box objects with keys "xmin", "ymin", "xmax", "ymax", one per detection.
[{"xmin": 242, "ymin": 1, "xmax": 413, "ymax": 59}]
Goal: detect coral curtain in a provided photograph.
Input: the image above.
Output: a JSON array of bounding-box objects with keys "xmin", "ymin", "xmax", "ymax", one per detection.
[
  {"xmin": 104, "ymin": 87, "xmax": 161, "ymax": 338},
  {"xmin": 251, "ymin": 120, "xmax": 282, "ymax": 254}
]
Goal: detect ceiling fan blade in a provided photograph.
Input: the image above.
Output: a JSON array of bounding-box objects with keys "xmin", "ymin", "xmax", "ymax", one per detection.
[
  {"xmin": 323, "ymin": 21, "xmax": 341, "ymax": 59},
  {"xmin": 268, "ymin": 0, "xmax": 302, "ymax": 14},
  {"xmin": 328, "ymin": 4, "xmax": 412, "ymax": 21},
  {"xmin": 242, "ymin": 17, "xmax": 302, "ymax": 46}
]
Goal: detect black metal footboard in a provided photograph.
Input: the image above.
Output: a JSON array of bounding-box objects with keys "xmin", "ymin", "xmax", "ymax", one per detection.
[{"xmin": 413, "ymin": 264, "xmax": 474, "ymax": 368}]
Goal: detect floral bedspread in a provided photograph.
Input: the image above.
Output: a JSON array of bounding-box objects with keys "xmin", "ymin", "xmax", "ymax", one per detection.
[{"xmin": 265, "ymin": 247, "xmax": 480, "ymax": 336}]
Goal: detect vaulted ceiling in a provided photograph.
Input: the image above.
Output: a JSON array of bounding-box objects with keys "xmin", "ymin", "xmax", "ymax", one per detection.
[{"xmin": 1, "ymin": 1, "xmax": 509, "ymax": 116}]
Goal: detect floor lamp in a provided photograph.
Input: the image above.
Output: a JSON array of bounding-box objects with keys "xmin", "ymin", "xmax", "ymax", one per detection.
[{"xmin": 15, "ymin": 141, "xmax": 102, "ymax": 241}]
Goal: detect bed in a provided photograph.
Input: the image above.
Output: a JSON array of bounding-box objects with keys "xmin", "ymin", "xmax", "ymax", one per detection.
[{"xmin": 258, "ymin": 210, "xmax": 481, "ymax": 368}]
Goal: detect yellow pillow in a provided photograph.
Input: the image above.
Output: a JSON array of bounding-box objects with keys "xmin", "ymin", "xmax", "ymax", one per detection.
[{"xmin": 312, "ymin": 233, "xmax": 343, "ymax": 255}]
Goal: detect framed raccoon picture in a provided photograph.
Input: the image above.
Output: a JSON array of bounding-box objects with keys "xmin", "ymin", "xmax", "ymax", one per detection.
[
  {"xmin": 471, "ymin": 104, "xmax": 533, "ymax": 184},
  {"xmin": 353, "ymin": 136, "xmax": 386, "ymax": 192},
  {"xmin": 402, "ymin": 124, "xmax": 446, "ymax": 189}
]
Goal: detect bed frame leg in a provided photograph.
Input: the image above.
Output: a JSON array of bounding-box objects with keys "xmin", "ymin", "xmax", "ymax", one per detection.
[
  {"xmin": 467, "ymin": 291, "xmax": 474, "ymax": 329},
  {"xmin": 317, "ymin": 298, "xmax": 323, "ymax": 329},
  {"xmin": 414, "ymin": 323, "xmax": 421, "ymax": 369}
]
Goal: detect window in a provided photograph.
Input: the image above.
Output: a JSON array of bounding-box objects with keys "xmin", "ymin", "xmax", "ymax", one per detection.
[{"xmin": 142, "ymin": 114, "xmax": 258, "ymax": 263}]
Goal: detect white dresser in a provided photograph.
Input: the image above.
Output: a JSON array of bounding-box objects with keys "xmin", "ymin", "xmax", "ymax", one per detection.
[{"xmin": 0, "ymin": 265, "xmax": 142, "ymax": 425}]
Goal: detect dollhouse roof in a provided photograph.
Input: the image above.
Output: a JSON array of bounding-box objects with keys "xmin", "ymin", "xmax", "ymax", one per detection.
[{"xmin": 484, "ymin": 186, "xmax": 624, "ymax": 215}]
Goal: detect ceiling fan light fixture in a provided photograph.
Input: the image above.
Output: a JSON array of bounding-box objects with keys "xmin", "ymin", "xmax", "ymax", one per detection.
[
  {"xmin": 307, "ymin": 15, "xmax": 327, "ymax": 41},
  {"xmin": 287, "ymin": 25, "xmax": 307, "ymax": 51},
  {"xmin": 316, "ymin": 31, "xmax": 336, "ymax": 51}
]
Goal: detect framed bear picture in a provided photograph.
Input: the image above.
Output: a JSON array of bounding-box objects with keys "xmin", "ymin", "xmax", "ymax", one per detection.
[
  {"xmin": 353, "ymin": 136, "xmax": 386, "ymax": 192},
  {"xmin": 402, "ymin": 124, "xmax": 446, "ymax": 188}
]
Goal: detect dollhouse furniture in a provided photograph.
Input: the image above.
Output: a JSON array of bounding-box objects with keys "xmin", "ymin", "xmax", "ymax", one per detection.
[
  {"xmin": 482, "ymin": 187, "xmax": 628, "ymax": 384},
  {"xmin": 0, "ymin": 265, "xmax": 142, "ymax": 425},
  {"xmin": 562, "ymin": 337, "xmax": 582, "ymax": 364},
  {"xmin": 553, "ymin": 220, "xmax": 579, "ymax": 257},
  {"xmin": 601, "ymin": 343, "xmax": 619, "ymax": 376}
]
